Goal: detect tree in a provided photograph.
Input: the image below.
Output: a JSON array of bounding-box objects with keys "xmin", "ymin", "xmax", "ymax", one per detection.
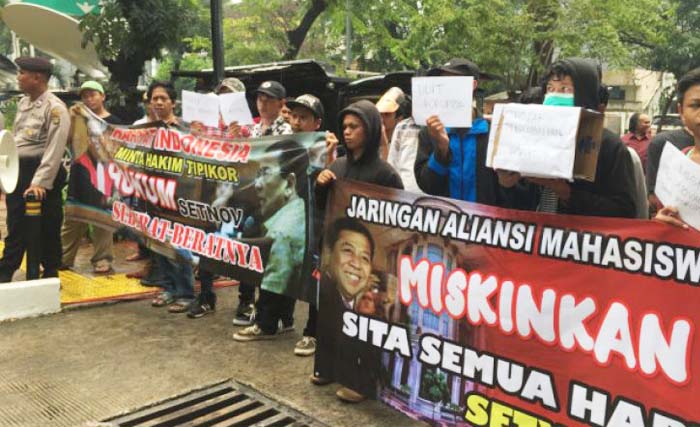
[{"xmin": 80, "ymin": 0, "xmax": 207, "ymax": 120}]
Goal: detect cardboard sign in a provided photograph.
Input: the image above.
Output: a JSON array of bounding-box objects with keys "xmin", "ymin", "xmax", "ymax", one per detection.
[
  {"xmin": 182, "ymin": 90, "xmax": 220, "ymax": 128},
  {"xmin": 655, "ymin": 142, "xmax": 700, "ymax": 230},
  {"xmin": 487, "ymin": 103, "xmax": 603, "ymax": 181},
  {"xmin": 219, "ymin": 92, "xmax": 255, "ymax": 125},
  {"xmin": 412, "ymin": 76, "xmax": 473, "ymax": 128}
]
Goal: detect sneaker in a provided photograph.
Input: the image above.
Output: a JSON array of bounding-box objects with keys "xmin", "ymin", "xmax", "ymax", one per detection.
[
  {"xmin": 294, "ymin": 336, "xmax": 316, "ymax": 356},
  {"xmin": 278, "ymin": 321, "xmax": 294, "ymax": 335},
  {"xmin": 187, "ymin": 299, "xmax": 216, "ymax": 319},
  {"xmin": 336, "ymin": 387, "xmax": 366, "ymax": 403},
  {"xmin": 232, "ymin": 304, "xmax": 256, "ymax": 326},
  {"xmin": 232, "ymin": 324, "xmax": 276, "ymax": 342}
]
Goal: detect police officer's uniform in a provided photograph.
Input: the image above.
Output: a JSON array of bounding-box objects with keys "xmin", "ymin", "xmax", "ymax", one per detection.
[{"xmin": 0, "ymin": 57, "xmax": 70, "ymax": 281}]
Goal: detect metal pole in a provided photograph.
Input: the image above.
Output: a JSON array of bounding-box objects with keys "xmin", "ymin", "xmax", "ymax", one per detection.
[
  {"xmin": 210, "ymin": 0, "xmax": 225, "ymax": 86},
  {"xmin": 345, "ymin": 0, "xmax": 352, "ymax": 70}
]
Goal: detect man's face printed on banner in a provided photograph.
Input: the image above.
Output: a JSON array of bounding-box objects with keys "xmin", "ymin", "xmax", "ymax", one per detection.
[
  {"xmin": 254, "ymin": 156, "xmax": 292, "ymax": 220},
  {"xmin": 330, "ymin": 230, "xmax": 373, "ymax": 301}
]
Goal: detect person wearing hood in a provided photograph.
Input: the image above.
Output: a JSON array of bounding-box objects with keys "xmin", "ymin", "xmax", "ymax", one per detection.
[
  {"xmin": 316, "ymin": 100, "xmax": 403, "ymax": 204},
  {"xmin": 314, "ymin": 100, "xmax": 402, "ymax": 404},
  {"xmin": 497, "ymin": 58, "xmax": 636, "ymax": 218},
  {"xmin": 413, "ymin": 58, "xmax": 502, "ymax": 205}
]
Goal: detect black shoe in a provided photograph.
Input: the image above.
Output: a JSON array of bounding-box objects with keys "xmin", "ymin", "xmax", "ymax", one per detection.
[
  {"xmin": 140, "ymin": 278, "xmax": 170, "ymax": 287},
  {"xmin": 232, "ymin": 303, "xmax": 255, "ymax": 326},
  {"xmin": 0, "ymin": 272, "xmax": 13, "ymax": 283},
  {"xmin": 187, "ymin": 300, "xmax": 216, "ymax": 318}
]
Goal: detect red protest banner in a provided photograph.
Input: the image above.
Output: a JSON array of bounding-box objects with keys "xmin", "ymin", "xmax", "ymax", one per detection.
[{"xmin": 316, "ymin": 179, "xmax": 699, "ymax": 427}]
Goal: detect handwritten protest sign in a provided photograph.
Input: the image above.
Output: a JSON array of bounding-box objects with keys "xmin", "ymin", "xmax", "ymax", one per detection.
[
  {"xmin": 182, "ymin": 90, "xmax": 221, "ymax": 128},
  {"xmin": 655, "ymin": 142, "xmax": 700, "ymax": 230},
  {"xmin": 412, "ymin": 76, "xmax": 473, "ymax": 128},
  {"xmin": 219, "ymin": 92, "xmax": 254, "ymax": 125},
  {"xmin": 487, "ymin": 103, "xmax": 603, "ymax": 181}
]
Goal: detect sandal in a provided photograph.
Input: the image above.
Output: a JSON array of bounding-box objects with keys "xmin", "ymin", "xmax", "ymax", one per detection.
[
  {"xmin": 126, "ymin": 252, "xmax": 147, "ymax": 262},
  {"xmin": 151, "ymin": 292, "xmax": 174, "ymax": 307},
  {"xmin": 93, "ymin": 263, "xmax": 114, "ymax": 275},
  {"xmin": 168, "ymin": 299, "xmax": 192, "ymax": 313}
]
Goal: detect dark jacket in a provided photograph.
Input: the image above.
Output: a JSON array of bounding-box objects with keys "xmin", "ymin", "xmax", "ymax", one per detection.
[
  {"xmin": 315, "ymin": 100, "xmax": 403, "ymax": 209},
  {"xmin": 414, "ymin": 116, "xmax": 503, "ymax": 206},
  {"xmin": 504, "ymin": 58, "xmax": 637, "ymax": 218},
  {"xmin": 646, "ymin": 128, "xmax": 694, "ymax": 194}
]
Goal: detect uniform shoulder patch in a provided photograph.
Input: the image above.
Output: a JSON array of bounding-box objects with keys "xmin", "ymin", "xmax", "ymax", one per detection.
[{"xmin": 50, "ymin": 107, "xmax": 62, "ymax": 125}]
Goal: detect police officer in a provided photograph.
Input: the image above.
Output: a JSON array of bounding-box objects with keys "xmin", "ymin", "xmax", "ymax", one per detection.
[{"xmin": 0, "ymin": 57, "xmax": 70, "ymax": 282}]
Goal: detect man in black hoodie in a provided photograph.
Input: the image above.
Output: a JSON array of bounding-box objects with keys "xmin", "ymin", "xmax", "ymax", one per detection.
[
  {"xmin": 314, "ymin": 100, "xmax": 402, "ymax": 404},
  {"xmin": 497, "ymin": 58, "xmax": 636, "ymax": 218}
]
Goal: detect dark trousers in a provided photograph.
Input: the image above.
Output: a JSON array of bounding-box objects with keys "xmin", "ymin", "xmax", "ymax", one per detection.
[
  {"xmin": 238, "ymin": 281, "xmax": 255, "ymax": 305},
  {"xmin": 199, "ymin": 268, "xmax": 217, "ymax": 306},
  {"xmin": 0, "ymin": 158, "xmax": 65, "ymax": 280},
  {"xmin": 256, "ymin": 289, "xmax": 296, "ymax": 334},
  {"xmin": 303, "ymin": 304, "xmax": 317, "ymax": 337}
]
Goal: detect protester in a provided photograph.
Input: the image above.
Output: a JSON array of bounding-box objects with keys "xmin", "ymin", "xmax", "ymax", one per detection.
[
  {"xmin": 284, "ymin": 94, "xmax": 326, "ymax": 356},
  {"xmin": 654, "ymin": 68, "xmax": 700, "ymax": 229},
  {"xmin": 138, "ymin": 81, "xmax": 195, "ymax": 312},
  {"xmin": 413, "ymin": 58, "xmax": 502, "ymax": 205},
  {"xmin": 384, "ymin": 90, "xmax": 422, "ymax": 193},
  {"xmin": 61, "ymin": 81, "xmax": 123, "ymax": 274},
  {"xmin": 251, "ymin": 81, "xmax": 293, "ymax": 137},
  {"xmin": 496, "ymin": 58, "xmax": 637, "ymax": 218},
  {"xmin": 232, "ymin": 139, "xmax": 309, "ymax": 341},
  {"xmin": 133, "ymin": 91, "xmax": 156, "ymax": 126},
  {"xmin": 647, "ymin": 68, "xmax": 699, "ymax": 211},
  {"xmin": 187, "ymin": 78, "xmax": 250, "ymax": 319},
  {"xmin": 314, "ymin": 100, "xmax": 403, "ymax": 403},
  {"xmin": 280, "ymin": 97, "xmax": 293, "ymax": 123},
  {"xmin": 621, "ymin": 113, "xmax": 652, "ymax": 170},
  {"xmin": 231, "ymin": 81, "xmax": 294, "ymax": 327},
  {"xmin": 0, "ymin": 57, "xmax": 69, "ymax": 282}
]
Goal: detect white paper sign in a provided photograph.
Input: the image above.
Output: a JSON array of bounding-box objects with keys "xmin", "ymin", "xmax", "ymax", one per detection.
[
  {"xmin": 182, "ymin": 90, "xmax": 221, "ymax": 128},
  {"xmin": 655, "ymin": 142, "xmax": 700, "ymax": 230},
  {"xmin": 486, "ymin": 103, "xmax": 581, "ymax": 180},
  {"xmin": 412, "ymin": 76, "xmax": 473, "ymax": 128},
  {"xmin": 219, "ymin": 92, "xmax": 254, "ymax": 125}
]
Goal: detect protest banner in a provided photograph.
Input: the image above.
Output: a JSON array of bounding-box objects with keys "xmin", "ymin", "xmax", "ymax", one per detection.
[
  {"xmin": 655, "ymin": 142, "xmax": 700, "ymax": 230},
  {"xmin": 317, "ymin": 179, "xmax": 700, "ymax": 427},
  {"xmin": 487, "ymin": 104, "xmax": 603, "ymax": 181},
  {"xmin": 219, "ymin": 92, "xmax": 255, "ymax": 125},
  {"xmin": 412, "ymin": 76, "xmax": 473, "ymax": 128},
  {"xmin": 65, "ymin": 105, "xmax": 326, "ymax": 301}
]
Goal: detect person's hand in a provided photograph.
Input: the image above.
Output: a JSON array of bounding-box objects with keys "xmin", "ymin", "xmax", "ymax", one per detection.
[
  {"xmin": 426, "ymin": 115, "xmax": 449, "ymax": 158},
  {"xmin": 190, "ymin": 121, "xmax": 204, "ymax": 135},
  {"xmin": 325, "ymin": 131, "xmax": 338, "ymax": 167},
  {"xmin": 316, "ymin": 169, "xmax": 336, "ymax": 186},
  {"xmin": 528, "ymin": 177, "xmax": 571, "ymax": 201},
  {"xmin": 654, "ymin": 206, "xmax": 689, "ymax": 229},
  {"xmin": 226, "ymin": 121, "xmax": 242, "ymax": 138},
  {"xmin": 24, "ymin": 185, "xmax": 46, "ymax": 201},
  {"xmin": 648, "ymin": 193, "xmax": 662, "ymax": 210},
  {"xmin": 496, "ymin": 170, "xmax": 521, "ymax": 188}
]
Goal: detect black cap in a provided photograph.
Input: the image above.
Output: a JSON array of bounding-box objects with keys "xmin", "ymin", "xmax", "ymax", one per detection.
[
  {"xmin": 286, "ymin": 94, "xmax": 325, "ymax": 119},
  {"xmin": 15, "ymin": 56, "xmax": 53, "ymax": 75},
  {"xmin": 255, "ymin": 80, "xmax": 286, "ymax": 99},
  {"xmin": 428, "ymin": 58, "xmax": 479, "ymax": 79}
]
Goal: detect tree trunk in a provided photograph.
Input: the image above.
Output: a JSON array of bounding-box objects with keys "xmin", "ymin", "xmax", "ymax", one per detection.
[
  {"xmin": 283, "ymin": 0, "xmax": 328, "ymax": 60},
  {"xmin": 106, "ymin": 52, "xmax": 148, "ymax": 123}
]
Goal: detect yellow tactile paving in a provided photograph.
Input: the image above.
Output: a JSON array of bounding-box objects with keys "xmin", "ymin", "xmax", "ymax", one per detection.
[{"xmin": 0, "ymin": 241, "xmax": 156, "ymax": 305}]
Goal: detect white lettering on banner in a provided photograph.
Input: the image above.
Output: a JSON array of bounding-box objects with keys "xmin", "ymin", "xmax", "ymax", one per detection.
[
  {"xmin": 398, "ymin": 255, "xmax": 693, "ymax": 385},
  {"xmin": 108, "ymin": 163, "xmax": 177, "ymax": 210},
  {"xmin": 342, "ymin": 311, "xmax": 412, "ymax": 357}
]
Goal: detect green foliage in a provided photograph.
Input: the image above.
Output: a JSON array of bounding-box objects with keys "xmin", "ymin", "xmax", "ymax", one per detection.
[{"xmin": 156, "ymin": 52, "xmax": 211, "ymax": 93}]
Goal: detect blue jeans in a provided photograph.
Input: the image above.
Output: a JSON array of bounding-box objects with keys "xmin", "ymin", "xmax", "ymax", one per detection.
[{"xmin": 156, "ymin": 252, "xmax": 194, "ymax": 300}]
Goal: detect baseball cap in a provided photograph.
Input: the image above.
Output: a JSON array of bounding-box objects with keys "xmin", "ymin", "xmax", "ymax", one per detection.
[
  {"xmin": 15, "ymin": 56, "xmax": 52, "ymax": 75},
  {"xmin": 255, "ymin": 81, "xmax": 286, "ymax": 99},
  {"xmin": 376, "ymin": 87, "xmax": 406, "ymax": 114},
  {"xmin": 80, "ymin": 80, "xmax": 105, "ymax": 95},
  {"xmin": 216, "ymin": 77, "xmax": 246, "ymax": 94},
  {"xmin": 287, "ymin": 94, "xmax": 325, "ymax": 119},
  {"xmin": 428, "ymin": 58, "xmax": 480, "ymax": 79}
]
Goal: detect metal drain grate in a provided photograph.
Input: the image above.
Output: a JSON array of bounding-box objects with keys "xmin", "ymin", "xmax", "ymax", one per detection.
[{"xmin": 101, "ymin": 380, "xmax": 327, "ymax": 427}]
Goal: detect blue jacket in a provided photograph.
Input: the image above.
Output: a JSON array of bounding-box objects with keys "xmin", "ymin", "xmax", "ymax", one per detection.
[{"xmin": 415, "ymin": 118, "xmax": 495, "ymax": 202}]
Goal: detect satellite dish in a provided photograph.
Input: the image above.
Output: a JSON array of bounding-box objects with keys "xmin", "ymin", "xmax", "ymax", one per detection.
[{"xmin": 0, "ymin": 130, "xmax": 19, "ymax": 194}]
